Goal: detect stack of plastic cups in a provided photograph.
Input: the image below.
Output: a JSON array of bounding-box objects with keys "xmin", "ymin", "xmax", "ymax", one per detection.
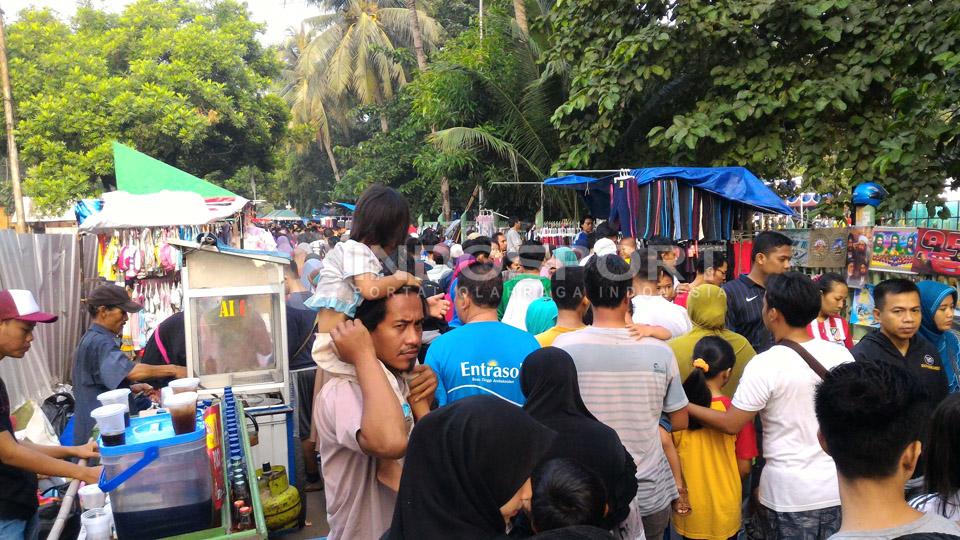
[{"xmin": 81, "ymin": 508, "xmax": 112, "ymax": 540}]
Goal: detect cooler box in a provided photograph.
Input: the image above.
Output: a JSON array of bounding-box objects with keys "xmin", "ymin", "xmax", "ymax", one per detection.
[{"xmin": 98, "ymin": 412, "xmax": 214, "ymax": 539}]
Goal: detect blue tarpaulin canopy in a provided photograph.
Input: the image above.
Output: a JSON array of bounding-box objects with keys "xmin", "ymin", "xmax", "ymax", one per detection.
[
  {"xmin": 545, "ymin": 167, "xmax": 794, "ymax": 216},
  {"xmin": 335, "ymin": 202, "xmax": 356, "ymax": 212},
  {"xmin": 544, "ymin": 175, "xmax": 602, "ymax": 190}
]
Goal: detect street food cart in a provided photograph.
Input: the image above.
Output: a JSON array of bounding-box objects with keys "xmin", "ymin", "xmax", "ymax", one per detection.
[{"xmin": 171, "ymin": 239, "xmax": 298, "ymax": 495}]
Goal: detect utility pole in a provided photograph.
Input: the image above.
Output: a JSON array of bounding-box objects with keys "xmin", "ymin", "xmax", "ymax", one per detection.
[{"xmin": 0, "ymin": 7, "xmax": 25, "ymax": 233}]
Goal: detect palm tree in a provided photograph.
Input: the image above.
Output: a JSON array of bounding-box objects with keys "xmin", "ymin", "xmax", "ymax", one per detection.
[
  {"xmin": 402, "ymin": 0, "xmax": 453, "ymax": 220},
  {"xmin": 300, "ymin": 0, "xmax": 441, "ymax": 133},
  {"xmin": 428, "ymin": 24, "xmax": 573, "ymax": 216},
  {"xmin": 280, "ymin": 24, "xmax": 343, "ymax": 182},
  {"xmin": 513, "ymin": 0, "xmax": 528, "ymax": 35},
  {"xmin": 405, "ymin": 0, "xmax": 428, "ymax": 71}
]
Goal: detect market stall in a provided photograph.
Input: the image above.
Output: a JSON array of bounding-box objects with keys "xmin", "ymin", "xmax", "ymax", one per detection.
[
  {"xmin": 542, "ymin": 167, "xmax": 794, "ymax": 277},
  {"xmin": 71, "ymin": 240, "xmax": 300, "ymax": 539},
  {"xmin": 78, "ymin": 142, "xmax": 253, "ymax": 359},
  {"xmin": 74, "ymin": 388, "xmax": 274, "ymax": 539},
  {"xmin": 255, "ymin": 209, "xmax": 303, "ymax": 223},
  {"xmin": 78, "ymin": 190, "xmax": 248, "ymax": 359},
  {"xmin": 545, "ymin": 166, "xmax": 794, "ymax": 241}
]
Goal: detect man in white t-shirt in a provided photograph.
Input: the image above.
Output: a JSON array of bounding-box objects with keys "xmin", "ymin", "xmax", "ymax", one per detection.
[
  {"xmin": 506, "ymin": 217, "xmax": 523, "ymax": 254},
  {"xmin": 816, "ymin": 360, "xmax": 960, "ymax": 539},
  {"xmin": 688, "ymin": 271, "xmax": 854, "ymax": 539}
]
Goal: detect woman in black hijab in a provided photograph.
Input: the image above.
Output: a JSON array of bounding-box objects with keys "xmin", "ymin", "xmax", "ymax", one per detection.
[
  {"xmin": 383, "ymin": 395, "xmax": 556, "ymax": 540},
  {"xmin": 521, "ymin": 347, "xmax": 640, "ymax": 536}
]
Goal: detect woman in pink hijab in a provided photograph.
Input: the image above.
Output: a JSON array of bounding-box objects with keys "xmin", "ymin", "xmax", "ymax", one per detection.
[{"xmin": 275, "ymin": 235, "xmax": 294, "ymax": 256}]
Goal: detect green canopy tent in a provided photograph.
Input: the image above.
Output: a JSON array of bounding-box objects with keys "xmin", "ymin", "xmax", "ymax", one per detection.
[
  {"xmin": 260, "ymin": 209, "xmax": 303, "ymax": 222},
  {"xmin": 78, "ymin": 142, "xmax": 249, "ymax": 230},
  {"xmin": 112, "ymin": 142, "xmax": 240, "ymax": 198}
]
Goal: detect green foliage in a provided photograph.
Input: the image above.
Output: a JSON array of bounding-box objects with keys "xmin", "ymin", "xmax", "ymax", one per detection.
[
  {"xmin": 546, "ymin": 0, "xmax": 960, "ymax": 214},
  {"xmin": 5, "ymin": 0, "xmax": 288, "ymax": 212},
  {"xmin": 427, "ymin": 0, "xmax": 478, "ymax": 38}
]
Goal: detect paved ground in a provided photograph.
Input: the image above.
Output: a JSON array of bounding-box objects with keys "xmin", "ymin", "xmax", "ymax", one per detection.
[{"xmin": 287, "ymin": 488, "xmax": 329, "ymax": 540}]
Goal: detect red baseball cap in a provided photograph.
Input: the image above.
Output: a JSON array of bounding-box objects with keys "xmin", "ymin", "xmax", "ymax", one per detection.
[{"xmin": 0, "ymin": 290, "xmax": 58, "ymax": 323}]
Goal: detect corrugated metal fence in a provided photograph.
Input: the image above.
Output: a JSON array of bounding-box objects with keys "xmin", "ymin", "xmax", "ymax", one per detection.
[{"xmin": 0, "ymin": 231, "xmax": 96, "ymax": 409}]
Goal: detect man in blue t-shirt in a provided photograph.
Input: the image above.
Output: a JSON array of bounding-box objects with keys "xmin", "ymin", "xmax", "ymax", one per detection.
[{"xmin": 426, "ymin": 262, "xmax": 539, "ymax": 406}]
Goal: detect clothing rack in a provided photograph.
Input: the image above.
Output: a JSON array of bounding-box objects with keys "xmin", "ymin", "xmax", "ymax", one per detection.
[
  {"xmin": 538, "ymin": 221, "xmax": 578, "ymax": 248},
  {"xmin": 93, "ymin": 223, "xmax": 236, "ymax": 355}
]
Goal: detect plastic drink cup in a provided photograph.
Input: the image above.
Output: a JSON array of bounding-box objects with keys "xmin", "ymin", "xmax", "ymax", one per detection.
[
  {"xmin": 160, "ymin": 386, "xmax": 174, "ymax": 408},
  {"xmin": 91, "ymin": 404, "xmax": 127, "ymax": 446},
  {"xmin": 78, "ymin": 484, "xmax": 106, "ymax": 510},
  {"xmin": 169, "ymin": 377, "xmax": 200, "ymax": 394},
  {"xmin": 81, "ymin": 508, "xmax": 112, "ymax": 540},
  {"xmin": 97, "ymin": 388, "xmax": 131, "ymax": 427},
  {"xmin": 165, "ymin": 391, "xmax": 198, "ymax": 435}
]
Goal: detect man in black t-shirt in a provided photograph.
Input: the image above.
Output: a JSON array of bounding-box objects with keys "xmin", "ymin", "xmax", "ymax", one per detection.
[
  {"xmin": 141, "ymin": 311, "xmax": 187, "ymax": 389},
  {"xmin": 0, "ymin": 290, "xmax": 101, "ymax": 538}
]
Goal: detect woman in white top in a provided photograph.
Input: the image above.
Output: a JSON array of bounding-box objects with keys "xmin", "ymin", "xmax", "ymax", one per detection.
[{"xmin": 910, "ymin": 393, "xmax": 960, "ymax": 519}]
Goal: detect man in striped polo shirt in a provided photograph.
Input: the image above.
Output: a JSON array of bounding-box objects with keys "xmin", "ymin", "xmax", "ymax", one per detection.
[
  {"xmin": 554, "ymin": 254, "xmax": 689, "ymax": 540},
  {"xmin": 722, "ymin": 231, "xmax": 793, "ymax": 353}
]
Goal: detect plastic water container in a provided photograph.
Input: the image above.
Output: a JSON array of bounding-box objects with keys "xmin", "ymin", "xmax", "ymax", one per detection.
[{"xmin": 98, "ymin": 412, "xmax": 213, "ymax": 539}]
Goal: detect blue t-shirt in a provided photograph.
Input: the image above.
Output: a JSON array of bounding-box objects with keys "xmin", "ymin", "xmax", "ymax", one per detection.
[{"xmin": 425, "ymin": 321, "xmax": 539, "ymax": 407}]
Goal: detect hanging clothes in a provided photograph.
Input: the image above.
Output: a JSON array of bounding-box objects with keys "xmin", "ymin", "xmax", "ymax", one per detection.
[{"xmin": 616, "ymin": 178, "xmax": 747, "ymax": 241}]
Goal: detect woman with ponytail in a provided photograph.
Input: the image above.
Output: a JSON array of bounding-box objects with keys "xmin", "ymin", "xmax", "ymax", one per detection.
[{"xmin": 672, "ymin": 336, "xmax": 758, "ymax": 540}]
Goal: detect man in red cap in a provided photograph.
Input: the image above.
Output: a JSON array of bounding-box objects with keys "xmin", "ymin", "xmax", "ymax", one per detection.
[
  {"xmin": 0, "ymin": 289, "xmax": 102, "ymax": 539},
  {"xmin": 72, "ymin": 284, "xmax": 186, "ymax": 446}
]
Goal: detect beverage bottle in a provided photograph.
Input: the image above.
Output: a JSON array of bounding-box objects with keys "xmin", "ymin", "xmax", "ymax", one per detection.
[
  {"xmin": 237, "ymin": 506, "xmax": 253, "ymax": 531},
  {"xmin": 232, "ymin": 499, "xmax": 244, "ymax": 526},
  {"xmin": 233, "ymin": 476, "xmax": 250, "ymax": 503}
]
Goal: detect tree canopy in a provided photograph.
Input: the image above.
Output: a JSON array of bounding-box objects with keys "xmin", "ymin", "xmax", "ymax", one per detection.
[
  {"xmin": 5, "ymin": 0, "xmax": 288, "ymax": 212},
  {"xmin": 545, "ymin": 0, "xmax": 960, "ymax": 214},
  {"xmin": 4, "ymin": 0, "xmax": 958, "ymax": 219}
]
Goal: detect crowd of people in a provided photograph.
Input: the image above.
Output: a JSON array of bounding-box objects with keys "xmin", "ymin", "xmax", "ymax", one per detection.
[{"xmin": 1, "ymin": 183, "xmax": 960, "ymax": 539}]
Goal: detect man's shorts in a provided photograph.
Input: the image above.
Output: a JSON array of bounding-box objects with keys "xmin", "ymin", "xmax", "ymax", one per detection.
[
  {"xmin": 289, "ymin": 367, "xmax": 318, "ymax": 440},
  {"xmin": 747, "ymin": 503, "xmax": 841, "ymax": 540}
]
